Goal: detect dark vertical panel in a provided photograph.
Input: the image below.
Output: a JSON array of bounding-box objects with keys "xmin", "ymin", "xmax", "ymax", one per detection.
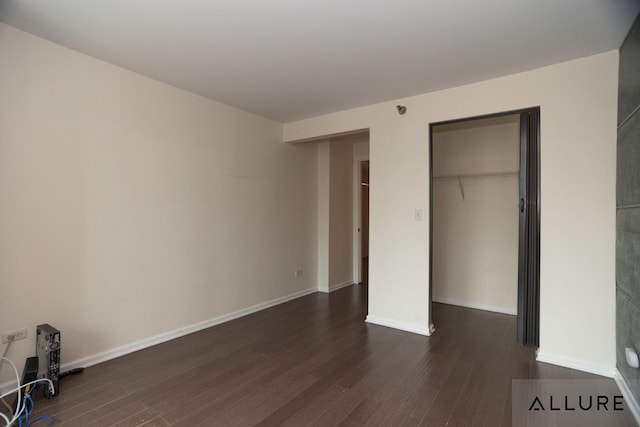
[
  {"xmin": 619, "ymin": 13, "xmax": 640, "ymax": 125},
  {"xmin": 616, "ymin": 12, "xmax": 640, "ymax": 400},
  {"xmin": 531, "ymin": 110, "xmax": 541, "ymax": 347},
  {"xmin": 617, "ymin": 103, "xmax": 640, "ymax": 206},
  {"xmin": 517, "ymin": 115, "xmax": 528, "ymax": 343},
  {"xmin": 517, "ymin": 108, "xmax": 540, "ymax": 347}
]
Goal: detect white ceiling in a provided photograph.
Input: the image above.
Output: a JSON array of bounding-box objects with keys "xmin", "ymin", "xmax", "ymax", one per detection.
[{"xmin": 1, "ymin": 1, "xmax": 638, "ymax": 122}]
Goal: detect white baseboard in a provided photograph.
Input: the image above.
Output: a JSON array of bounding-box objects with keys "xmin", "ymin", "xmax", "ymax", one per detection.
[
  {"xmin": 329, "ymin": 281, "xmax": 354, "ymax": 293},
  {"xmin": 0, "ymin": 287, "xmax": 317, "ymax": 392},
  {"xmin": 432, "ymin": 297, "xmax": 517, "ymax": 316},
  {"xmin": 614, "ymin": 369, "xmax": 640, "ymax": 426},
  {"xmin": 536, "ymin": 351, "xmax": 616, "ymax": 378},
  {"xmin": 365, "ymin": 315, "xmax": 431, "ymax": 336}
]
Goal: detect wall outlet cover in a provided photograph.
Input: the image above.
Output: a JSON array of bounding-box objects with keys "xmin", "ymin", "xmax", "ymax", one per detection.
[{"xmin": 2, "ymin": 328, "xmax": 28, "ymax": 343}]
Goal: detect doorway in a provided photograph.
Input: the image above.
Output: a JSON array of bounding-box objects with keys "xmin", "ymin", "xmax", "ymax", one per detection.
[
  {"xmin": 429, "ymin": 108, "xmax": 540, "ymax": 347},
  {"xmin": 353, "ymin": 154, "xmax": 370, "ymax": 285},
  {"xmin": 359, "ymin": 160, "xmax": 370, "ymax": 285}
]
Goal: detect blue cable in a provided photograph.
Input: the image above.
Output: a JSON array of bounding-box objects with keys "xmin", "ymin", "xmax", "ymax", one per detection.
[
  {"xmin": 17, "ymin": 389, "xmax": 32, "ymax": 427},
  {"xmin": 16, "ymin": 392, "xmax": 29, "ymax": 427},
  {"xmin": 15, "ymin": 386, "xmax": 55, "ymax": 427},
  {"xmin": 28, "ymin": 416, "xmax": 55, "ymax": 426}
]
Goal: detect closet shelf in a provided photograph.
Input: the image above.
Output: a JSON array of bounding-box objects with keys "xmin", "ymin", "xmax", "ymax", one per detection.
[{"xmin": 433, "ymin": 171, "xmax": 518, "ymax": 200}]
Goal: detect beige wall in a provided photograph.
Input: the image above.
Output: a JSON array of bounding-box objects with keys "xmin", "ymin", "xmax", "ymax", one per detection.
[
  {"xmin": 0, "ymin": 23, "xmax": 318, "ymax": 382},
  {"xmin": 284, "ymin": 51, "xmax": 619, "ymax": 375},
  {"xmin": 0, "ymin": 20, "xmax": 620, "ymax": 381},
  {"xmin": 432, "ymin": 117, "xmax": 519, "ymax": 315}
]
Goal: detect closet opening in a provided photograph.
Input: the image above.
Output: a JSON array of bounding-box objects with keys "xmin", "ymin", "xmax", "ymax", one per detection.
[
  {"xmin": 429, "ymin": 108, "xmax": 540, "ymax": 347},
  {"xmin": 355, "ymin": 159, "xmax": 370, "ymax": 285}
]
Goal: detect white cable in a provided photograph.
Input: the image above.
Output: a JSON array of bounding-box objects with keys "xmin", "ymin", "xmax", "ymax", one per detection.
[
  {"xmin": 0, "ymin": 337, "xmax": 13, "ymax": 372},
  {"xmin": 0, "ymin": 394, "xmax": 11, "ymax": 415},
  {"xmin": 0, "ymin": 378, "xmax": 54, "ymax": 401},
  {"xmin": 0, "ymin": 378, "xmax": 54, "ymax": 427},
  {"xmin": 0, "ymin": 337, "xmax": 15, "ymax": 414},
  {"xmin": 0, "ymin": 355, "xmax": 55, "ymax": 427},
  {"xmin": 2, "ymin": 378, "xmax": 55, "ymax": 427},
  {"xmin": 0, "ymin": 354, "xmax": 55, "ymax": 427},
  {"xmin": 0, "ymin": 356, "xmax": 21, "ymax": 426}
]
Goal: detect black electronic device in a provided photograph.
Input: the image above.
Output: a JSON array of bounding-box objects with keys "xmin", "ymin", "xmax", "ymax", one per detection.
[
  {"xmin": 36, "ymin": 324, "xmax": 60, "ymax": 398},
  {"xmin": 13, "ymin": 356, "xmax": 38, "ymax": 409},
  {"xmin": 22, "ymin": 356, "xmax": 39, "ymax": 390}
]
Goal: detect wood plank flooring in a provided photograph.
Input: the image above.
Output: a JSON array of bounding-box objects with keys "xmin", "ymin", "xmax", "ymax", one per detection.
[{"xmin": 12, "ymin": 285, "xmax": 633, "ymax": 426}]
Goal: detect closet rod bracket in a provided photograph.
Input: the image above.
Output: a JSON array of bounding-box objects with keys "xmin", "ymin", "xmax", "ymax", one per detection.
[{"xmin": 457, "ymin": 176, "xmax": 465, "ymax": 200}]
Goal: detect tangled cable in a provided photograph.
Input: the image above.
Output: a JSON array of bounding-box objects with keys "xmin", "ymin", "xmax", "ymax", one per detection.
[{"xmin": 0, "ymin": 356, "xmax": 55, "ymax": 426}]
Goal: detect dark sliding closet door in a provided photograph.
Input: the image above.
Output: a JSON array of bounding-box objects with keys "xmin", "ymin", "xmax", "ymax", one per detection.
[{"xmin": 517, "ymin": 108, "xmax": 541, "ymax": 346}]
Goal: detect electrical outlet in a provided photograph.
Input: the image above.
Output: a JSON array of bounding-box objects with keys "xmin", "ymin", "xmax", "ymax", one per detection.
[
  {"xmin": 2, "ymin": 328, "xmax": 27, "ymax": 344},
  {"xmin": 294, "ymin": 269, "xmax": 303, "ymax": 277}
]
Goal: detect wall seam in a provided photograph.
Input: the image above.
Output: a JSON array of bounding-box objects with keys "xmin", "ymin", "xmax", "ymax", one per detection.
[
  {"xmin": 618, "ymin": 102, "xmax": 640, "ymax": 130},
  {"xmin": 617, "ymin": 203, "xmax": 640, "ymax": 210},
  {"xmin": 618, "ymin": 287, "xmax": 640, "ymax": 309}
]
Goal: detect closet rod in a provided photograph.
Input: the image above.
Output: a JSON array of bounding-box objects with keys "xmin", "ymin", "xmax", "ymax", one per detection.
[
  {"xmin": 432, "ymin": 171, "xmax": 518, "ymax": 180},
  {"xmin": 433, "ymin": 171, "xmax": 518, "ymax": 200}
]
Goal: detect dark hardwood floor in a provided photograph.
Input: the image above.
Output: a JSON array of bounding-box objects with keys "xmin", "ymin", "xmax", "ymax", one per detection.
[{"xmin": 16, "ymin": 285, "xmax": 633, "ymax": 426}]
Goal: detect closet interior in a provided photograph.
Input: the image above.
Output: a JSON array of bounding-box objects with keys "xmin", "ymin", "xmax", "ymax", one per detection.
[{"xmin": 431, "ymin": 114, "xmax": 520, "ymax": 317}]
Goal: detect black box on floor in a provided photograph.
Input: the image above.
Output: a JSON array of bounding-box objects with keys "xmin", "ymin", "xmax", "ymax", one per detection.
[
  {"xmin": 13, "ymin": 356, "xmax": 38, "ymax": 409},
  {"xmin": 36, "ymin": 324, "xmax": 60, "ymax": 398},
  {"xmin": 22, "ymin": 356, "xmax": 38, "ymax": 387}
]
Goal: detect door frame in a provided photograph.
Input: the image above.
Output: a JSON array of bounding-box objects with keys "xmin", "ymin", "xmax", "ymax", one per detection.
[
  {"xmin": 428, "ymin": 107, "xmax": 540, "ymax": 345},
  {"xmin": 353, "ymin": 155, "xmax": 370, "ymax": 284}
]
